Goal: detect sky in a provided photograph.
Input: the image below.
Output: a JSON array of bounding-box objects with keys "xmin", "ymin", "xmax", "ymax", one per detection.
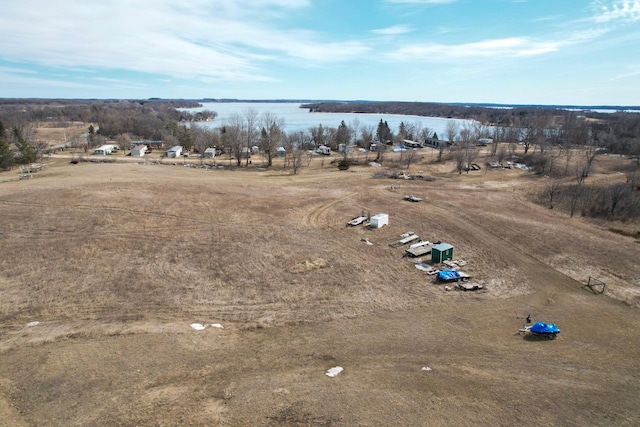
[{"xmin": 0, "ymin": 0, "xmax": 639, "ymax": 105}]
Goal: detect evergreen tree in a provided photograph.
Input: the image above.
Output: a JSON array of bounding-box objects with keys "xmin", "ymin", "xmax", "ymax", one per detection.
[
  {"xmin": 16, "ymin": 137, "xmax": 35, "ymax": 164},
  {"xmin": 376, "ymin": 119, "xmax": 392, "ymax": 144},
  {"xmin": 398, "ymin": 121, "xmax": 407, "ymax": 141},
  {"xmin": 0, "ymin": 138, "xmax": 13, "ymax": 170}
]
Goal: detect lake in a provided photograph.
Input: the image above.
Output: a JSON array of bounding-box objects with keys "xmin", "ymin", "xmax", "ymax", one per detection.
[{"xmin": 180, "ymin": 102, "xmax": 474, "ymax": 139}]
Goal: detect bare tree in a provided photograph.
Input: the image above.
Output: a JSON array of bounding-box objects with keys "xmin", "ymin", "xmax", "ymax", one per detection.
[
  {"xmin": 445, "ymin": 121, "xmax": 459, "ymax": 146},
  {"xmin": 349, "ymin": 117, "xmax": 361, "ymax": 147},
  {"xmin": 243, "ymin": 108, "xmax": 259, "ymax": 166},
  {"xmin": 580, "ymin": 144, "xmax": 598, "ymax": 180},
  {"xmin": 464, "ymin": 143, "xmax": 479, "ymax": 173},
  {"xmin": 310, "ymin": 124, "xmax": 327, "ymax": 149},
  {"xmin": 260, "ymin": 112, "xmax": 285, "ymax": 167},
  {"xmin": 360, "ymin": 125, "xmax": 374, "ymax": 149},
  {"xmin": 545, "ymin": 180, "xmax": 562, "ymax": 209},
  {"xmin": 404, "ymin": 147, "xmax": 420, "ymax": 170},
  {"xmin": 418, "ymin": 126, "xmax": 433, "ymax": 142},
  {"xmin": 285, "ymin": 130, "xmax": 309, "ymax": 175},
  {"xmin": 496, "ymin": 144, "xmax": 508, "ymax": 165},
  {"xmin": 450, "ymin": 144, "xmax": 466, "ymax": 174},
  {"xmin": 223, "ymin": 113, "xmax": 244, "ymax": 166},
  {"xmin": 115, "ymin": 133, "xmax": 132, "ymax": 155},
  {"xmin": 608, "ymin": 183, "xmax": 630, "ymax": 217},
  {"xmin": 191, "ymin": 125, "xmax": 219, "ymax": 158},
  {"xmin": 519, "ymin": 117, "xmax": 542, "ymax": 155}
]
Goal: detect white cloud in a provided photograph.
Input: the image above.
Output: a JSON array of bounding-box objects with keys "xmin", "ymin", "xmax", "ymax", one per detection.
[
  {"xmin": 0, "ymin": 0, "xmax": 368, "ymax": 83},
  {"xmin": 592, "ymin": 0, "xmax": 640, "ymax": 23},
  {"xmin": 371, "ymin": 25, "xmax": 413, "ymax": 35},
  {"xmin": 387, "ymin": 37, "xmax": 560, "ymax": 61}
]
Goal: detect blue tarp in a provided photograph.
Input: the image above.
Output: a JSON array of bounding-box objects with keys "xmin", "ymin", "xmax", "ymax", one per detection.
[
  {"xmin": 437, "ymin": 270, "xmax": 461, "ymax": 281},
  {"xmin": 530, "ymin": 321, "xmax": 561, "ymax": 334}
]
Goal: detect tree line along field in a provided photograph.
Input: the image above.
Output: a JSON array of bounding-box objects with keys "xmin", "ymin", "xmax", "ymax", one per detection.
[{"xmin": 0, "ymin": 139, "xmax": 639, "ymax": 426}]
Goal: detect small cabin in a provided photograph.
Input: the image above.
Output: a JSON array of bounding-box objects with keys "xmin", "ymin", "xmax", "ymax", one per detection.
[
  {"xmin": 432, "ymin": 243, "xmax": 454, "ymax": 263},
  {"xmin": 276, "ymin": 146, "xmax": 286, "ymax": 157}
]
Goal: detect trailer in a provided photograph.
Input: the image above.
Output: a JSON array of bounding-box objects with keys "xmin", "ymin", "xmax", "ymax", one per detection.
[
  {"xmin": 370, "ymin": 213, "xmax": 389, "ymax": 229},
  {"xmin": 347, "ymin": 216, "xmax": 368, "ymax": 226},
  {"xmin": 203, "ymin": 147, "xmax": 217, "ymax": 158},
  {"xmin": 405, "ymin": 241, "xmax": 433, "ymax": 257},
  {"xmin": 317, "ymin": 145, "xmax": 331, "ymax": 155},
  {"xmin": 93, "ymin": 144, "xmax": 117, "ymax": 155},
  {"xmin": 167, "ymin": 145, "xmax": 183, "ymax": 158},
  {"xmin": 389, "ymin": 231, "xmax": 420, "ymax": 248}
]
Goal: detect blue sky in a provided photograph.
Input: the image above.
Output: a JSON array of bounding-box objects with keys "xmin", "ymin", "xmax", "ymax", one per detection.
[{"xmin": 1, "ymin": 0, "xmax": 639, "ymax": 105}]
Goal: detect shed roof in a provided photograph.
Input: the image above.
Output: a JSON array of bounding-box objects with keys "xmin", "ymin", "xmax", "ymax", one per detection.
[{"xmin": 432, "ymin": 243, "xmax": 453, "ymax": 251}]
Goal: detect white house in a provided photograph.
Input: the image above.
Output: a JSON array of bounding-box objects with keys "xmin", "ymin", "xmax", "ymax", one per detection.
[
  {"xmin": 167, "ymin": 145, "xmax": 183, "ymax": 158},
  {"xmin": 131, "ymin": 145, "xmax": 147, "ymax": 157},
  {"xmin": 276, "ymin": 146, "xmax": 286, "ymax": 156},
  {"xmin": 370, "ymin": 213, "xmax": 389, "ymax": 229}
]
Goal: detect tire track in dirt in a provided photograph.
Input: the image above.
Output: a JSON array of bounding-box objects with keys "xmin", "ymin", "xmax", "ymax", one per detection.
[
  {"xmin": 426, "ymin": 199, "xmax": 583, "ymax": 296},
  {"xmin": 301, "ymin": 192, "xmax": 357, "ymax": 228}
]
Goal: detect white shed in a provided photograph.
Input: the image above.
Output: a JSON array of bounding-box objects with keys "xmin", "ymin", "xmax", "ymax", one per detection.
[
  {"xmin": 167, "ymin": 145, "xmax": 183, "ymax": 158},
  {"xmin": 203, "ymin": 147, "xmax": 217, "ymax": 158},
  {"xmin": 370, "ymin": 213, "xmax": 389, "ymax": 229},
  {"xmin": 131, "ymin": 145, "xmax": 147, "ymax": 157},
  {"xmin": 276, "ymin": 146, "xmax": 286, "ymax": 156}
]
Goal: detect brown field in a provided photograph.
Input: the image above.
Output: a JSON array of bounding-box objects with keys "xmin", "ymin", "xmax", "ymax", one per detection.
[{"xmin": 1, "ymin": 150, "xmax": 639, "ymax": 426}]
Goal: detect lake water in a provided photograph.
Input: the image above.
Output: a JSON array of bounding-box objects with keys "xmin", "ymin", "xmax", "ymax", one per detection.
[{"xmin": 181, "ymin": 102, "xmax": 474, "ymax": 139}]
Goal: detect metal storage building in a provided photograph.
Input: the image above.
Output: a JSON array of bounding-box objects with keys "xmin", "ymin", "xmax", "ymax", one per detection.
[{"xmin": 431, "ymin": 243, "xmax": 454, "ymax": 263}]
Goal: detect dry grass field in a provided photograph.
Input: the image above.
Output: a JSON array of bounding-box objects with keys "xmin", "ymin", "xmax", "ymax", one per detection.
[{"xmin": 0, "ymin": 149, "xmax": 639, "ymax": 426}]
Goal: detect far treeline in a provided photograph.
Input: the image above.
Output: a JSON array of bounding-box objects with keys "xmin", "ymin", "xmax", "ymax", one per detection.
[{"xmin": 0, "ymin": 98, "xmax": 638, "ymax": 222}]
